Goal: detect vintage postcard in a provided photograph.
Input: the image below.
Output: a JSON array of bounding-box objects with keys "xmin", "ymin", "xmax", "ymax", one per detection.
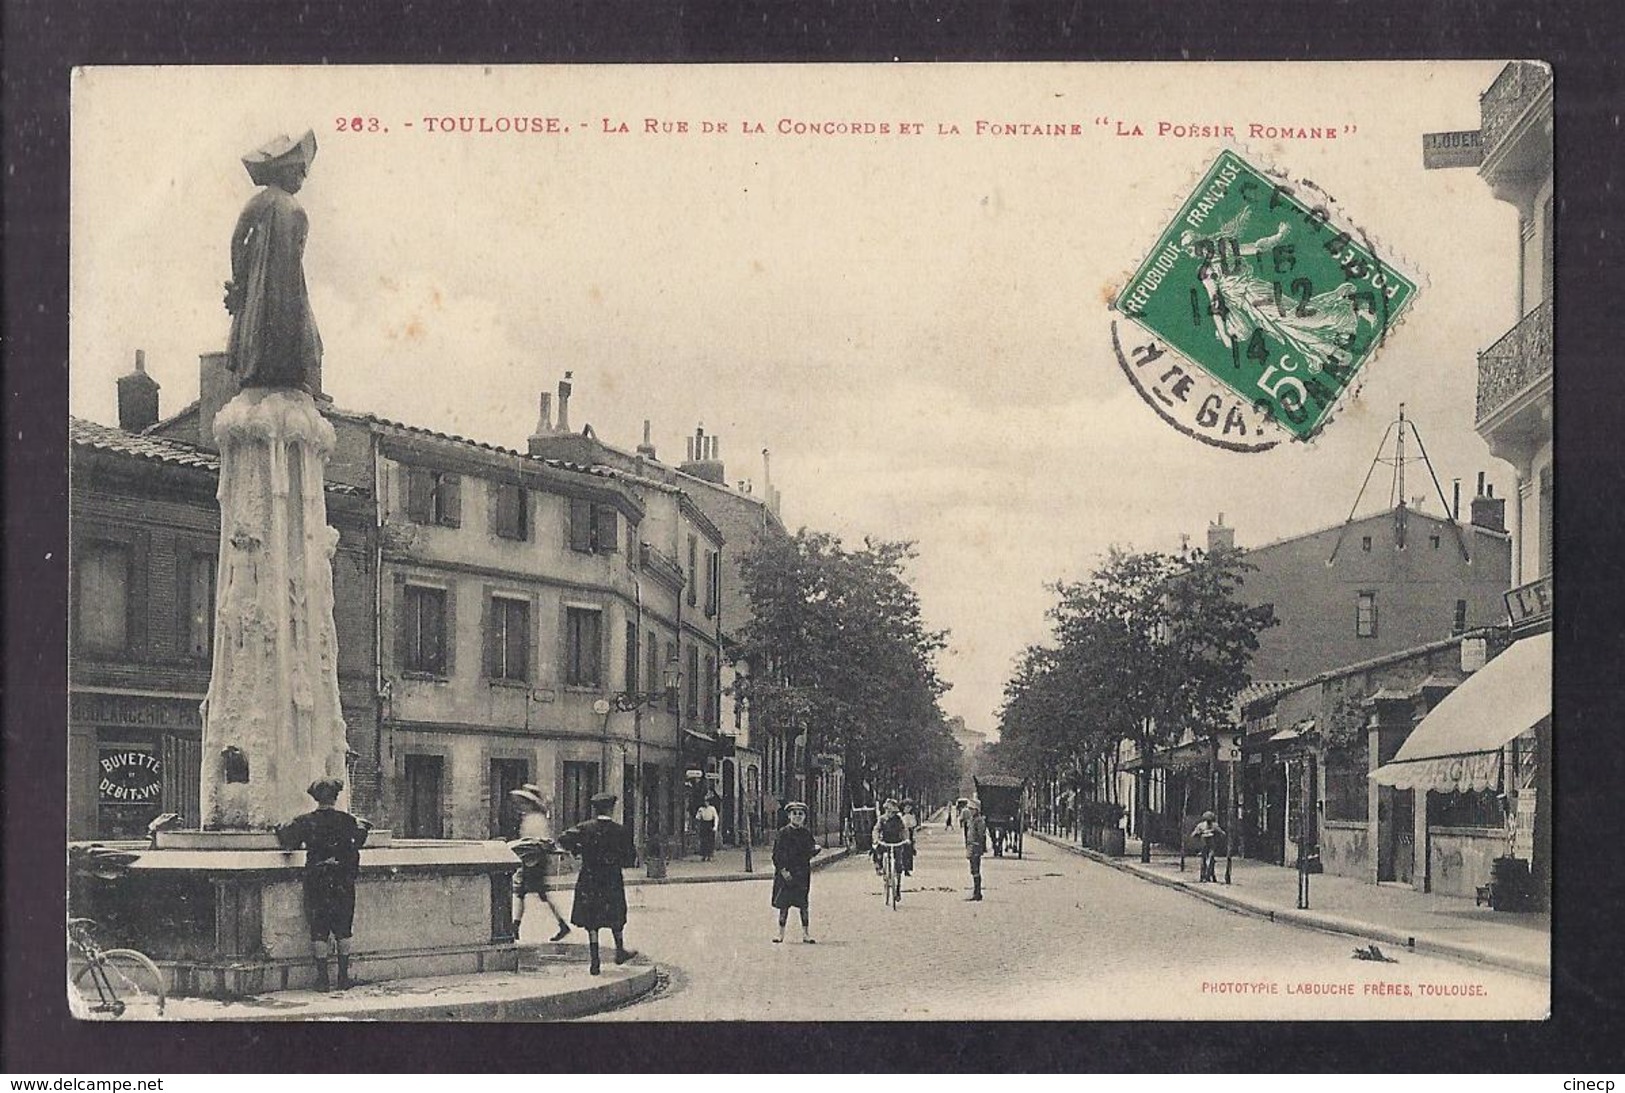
[{"xmin": 67, "ymin": 62, "xmax": 1551, "ymax": 1022}]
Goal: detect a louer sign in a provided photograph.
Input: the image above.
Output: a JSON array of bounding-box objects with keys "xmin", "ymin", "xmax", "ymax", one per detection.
[{"xmin": 1423, "ymin": 130, "xmax": 1484, "ymax": 170}]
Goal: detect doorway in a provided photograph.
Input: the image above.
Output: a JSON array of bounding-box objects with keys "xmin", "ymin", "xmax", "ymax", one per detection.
[
  {"xmin": 403, "ymin": 754, "xmax": 445, "ymax": 838},
  {"xmin": 1391, "ymin": 788, "xmax": 1415, "ymax": 885},
  {"xmin": 562, "ymin": 761, "xmax": 599, "ymax": 828},
  {"xmin": 489, "ymin": 758, "xmax": 529, "ymax": 839}
]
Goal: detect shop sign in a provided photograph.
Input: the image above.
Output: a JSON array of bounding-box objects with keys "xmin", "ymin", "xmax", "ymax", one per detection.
[
  {"xmin": 99, "ymin": 750, "xmax": 162, "ymax": 803},
  {"xmin": 1422, "ymin": 129, "xmax": 1484, "ymax": 169},
  {"xmin": 71, "ymin": 692, "xmax": 202, "ymax": 729}
]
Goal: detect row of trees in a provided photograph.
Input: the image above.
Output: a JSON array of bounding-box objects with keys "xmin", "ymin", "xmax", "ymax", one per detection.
[
  {"xmin": 995, "ymin": 546, "xmax": 1276, "ymax": 860},
  {"xmin": 732, "ymin": 530, "xmax": 962, "ymax": 813}
]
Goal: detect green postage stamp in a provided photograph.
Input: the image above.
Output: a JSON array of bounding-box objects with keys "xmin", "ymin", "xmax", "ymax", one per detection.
[{"xmin": 1115, "ymin": 151, "xmax": 1418, "ymax": 441}]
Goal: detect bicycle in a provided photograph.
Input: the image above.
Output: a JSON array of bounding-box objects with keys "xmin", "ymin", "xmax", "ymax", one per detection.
[
  {"xmin": 874, "ymin": 839, "xmax": 909, "ymax": 910},
  {"xmin": 69, "ymin": 917, "xmax": 166, "ymax": 1019}
]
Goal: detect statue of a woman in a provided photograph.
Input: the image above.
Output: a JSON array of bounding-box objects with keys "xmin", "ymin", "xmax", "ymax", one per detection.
[{"xmin": 224, "ymin": 131, "xmax": 322, "ymax": 394}]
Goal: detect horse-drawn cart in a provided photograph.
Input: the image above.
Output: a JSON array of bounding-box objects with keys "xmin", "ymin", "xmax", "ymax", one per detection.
[{"xmin": 973, "ymin": 774, "xmax": 1026, "ymax": 858}]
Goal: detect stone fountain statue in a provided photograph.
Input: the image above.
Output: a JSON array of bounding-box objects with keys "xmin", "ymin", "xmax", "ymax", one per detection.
[{"xmin": 202, "ymin": 130, "xmax": 349, "ymax": 828}]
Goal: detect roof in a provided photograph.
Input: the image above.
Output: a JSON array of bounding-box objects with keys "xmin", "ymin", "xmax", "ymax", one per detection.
[
  {"xmin": 73, "ymin": 416, "xmax": 367, "ymax": 495},
  {"xmin": 973, "ymin": 774, "xmax": 1025, "ymax": 789},
  {"xmin": 1235, "ymin": 679, "xmax": 1304, "ymax": 713},
  {"xmin": 1239, "ymin": 504, "xmax": 1506, "ymax": 556}
]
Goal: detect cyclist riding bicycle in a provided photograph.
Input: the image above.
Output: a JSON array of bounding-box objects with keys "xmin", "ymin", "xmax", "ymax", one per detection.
[{"xmin": 871, "ymin": 798, "xmax": 913, "ymax": 899}]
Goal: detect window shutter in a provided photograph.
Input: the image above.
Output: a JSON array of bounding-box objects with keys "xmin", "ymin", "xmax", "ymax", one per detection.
[
  {"xmin": 482, "ymin": 589, "xmax": 498, "ymax": 678},
  {"xmin": 570, "ymin": 497, "xmax": 594, "ymax": 553},
  {"xmin": 1539, "ymin": 466, "xmax": 1553, "ymax": 578},
  {"xmin": 625, "ymin": 622, "xmax": 639, "ymax": 694},
  {"xmin": 438, "ymin": 474, "xmax": 462, "ymax": 528},
  {"xmin": 394, "ymin": 575, "xmax": 410, "ymax": 673},
  {"xmin": 596, "ymin": 505, "xmax": 619, "ymax": 554},
  {"xmin": 406, "ymin": 468, "xmax": 433, "ymax": 522},
  {"xmin": 687, "ymin": 535, "xmax": 698, "ymax": 606},
  {"xmin": 129, "ymin": 532, "xmax": 150, "ymax": 657},
  {"xmin": 441, "ymin": 585, "xmax": 457, "ymax": 674},
  {"xmin": 487, "ymin": 481, "xmax": 503, "ymax": 537},
  {"xmin": 513, "ymin": 600, "xmax": 530, "ymax": 682}
]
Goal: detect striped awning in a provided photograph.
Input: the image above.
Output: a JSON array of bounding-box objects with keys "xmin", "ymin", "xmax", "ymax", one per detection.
[{"xmin": 1370, "ymin": 632, "xmax": 1550, "ymax": 793}]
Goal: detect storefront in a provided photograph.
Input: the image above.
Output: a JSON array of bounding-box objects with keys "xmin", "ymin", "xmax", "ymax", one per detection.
[
  {"xmin": 1370, "ymin": 632, "xmax": 1551, "ymax": 903},
  {"xmin": 69, "ymin": 690, "xmax": 203, "ymax": 840}
]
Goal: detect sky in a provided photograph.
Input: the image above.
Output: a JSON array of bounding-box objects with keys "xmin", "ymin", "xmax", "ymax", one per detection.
[{"xmin": 70, "ymin": 62, "xmax": 1520, "ymax": 737}]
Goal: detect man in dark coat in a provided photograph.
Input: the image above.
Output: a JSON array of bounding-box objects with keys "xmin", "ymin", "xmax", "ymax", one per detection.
[
  {"xmin": 771, "ymin": 801, "xmax": 821, "ymax": 944},
  {"xmin": 275, "ymin": 777, "xmax": 371, "ymax": 989},
  {"xmin": 557, "ymin": 791, "xmax": 636, "ymax": 975}
]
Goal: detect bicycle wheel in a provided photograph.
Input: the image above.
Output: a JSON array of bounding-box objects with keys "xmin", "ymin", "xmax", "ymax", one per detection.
[
  {"xmin": 882, "ymin": 855, "xmax": 894, "ymax": 909},
  {"xmin": 73, "ymin": 950, "xmax": 166, "ymax": 1019}
]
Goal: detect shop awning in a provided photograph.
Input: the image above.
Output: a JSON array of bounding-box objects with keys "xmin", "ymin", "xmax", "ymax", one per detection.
[{"xmin": 1370, "ymin": 632, "xmax": 1550, "ymax": 793}]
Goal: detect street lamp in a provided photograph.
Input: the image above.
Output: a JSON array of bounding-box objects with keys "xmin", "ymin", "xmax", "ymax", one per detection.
[{"xmin": 609, "ymin": 654, "xmax": 681, "ymax": 862}]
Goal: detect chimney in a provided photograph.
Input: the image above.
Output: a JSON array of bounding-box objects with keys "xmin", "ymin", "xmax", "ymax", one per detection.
[
  {"xmin": 1470, "ymin": 473, "xmax": 1506, "ymax": 533},
  {"xmin": 526, "ymin": 392, "xmax": 555, "ymax": 455},
  {"xmin": 1207, "ymin": 512, "xmax": 1236, "ymax": 555},
  {"xmin": 763, "ymin": 448, "xmax": 782, "ymax": 517},
  {"xmin": 557, "ymin": 372, "xmax": 573, "ymax": 433},
  {"xmin": 198, "ymin": 351, "xmax": 241, "ymax": 451},
  {"xmin": 116, "ymin": 349, "xmax": 161, "ymax": 432},
  {"xmin": 637, "ymin": 419, "xmax": 657, "ymax": 460},
  {"xmin": 680, "ymin": 423, "xmax": 726, "ymax": 484}
]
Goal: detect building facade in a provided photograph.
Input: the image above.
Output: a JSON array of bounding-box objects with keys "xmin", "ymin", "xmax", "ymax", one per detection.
[
  {"xmin": 1210, "ymin": 502, "xmax": 1512, "ymax": 683},
  {"xmin": 69, "ymin": 365, "xmax": 378, "ymax": 840}
]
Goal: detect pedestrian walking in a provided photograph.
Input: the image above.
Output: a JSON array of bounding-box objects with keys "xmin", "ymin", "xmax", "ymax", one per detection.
[
  {"xmin": 557, "ymin": 791, "xmax": 637, "ymax": 975},
  {"xmin": 945, "ymin": 802, "xmax": 955, "ymax": 830},
  {"xmin": 275, "ymin": 777, "xmax": 371, "ymax": 990},
  {"xmin": 1191, "ymin": 810, "xmax": 1226, "ymax": 883},
  {"xmin": 900, "ymin": 800, "xmax": 919, "ymax": 876},
  {"xmin": 963, "ymin": 797, "xmax": 988, "ymax": 901},
  {"xmin": 771, "ymin": 801, "xmax": 821, "ymax": 943},
  {"xmin": 507, "ymin": 784, "xmax": 571, "ymax": 942},
  {"xmin": 695, "ymin": 795, "xmax": 720, "ymax": 861}
]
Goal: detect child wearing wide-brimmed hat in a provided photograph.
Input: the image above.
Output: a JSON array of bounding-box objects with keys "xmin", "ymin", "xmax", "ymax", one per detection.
[{"xmin": 508, "ymin": 785, "xmax": 571, "ymax": 942}]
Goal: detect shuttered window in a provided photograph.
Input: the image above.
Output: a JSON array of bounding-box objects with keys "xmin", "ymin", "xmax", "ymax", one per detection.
[
  {"xmin": 406, "ymin": 468, "xmax": 461, "ymax": 527},
  {"xmin": 687, "ymin": 535, "xmax": 699, "ymax": 606},
  {"xmin": 1355, "ymin": 591, "xmax": 1377, "ymax": 638},
  {"xmin": 403, "ymin": 585, "xmax": 448, "ymax": 674},
  {"xmin": 485, "ymin": 595, "xmax": 530, "ymax": 681},
  {"xmin": 492, "ymin": 481, "xmax": 528, "ymax": 541},
  {"xmin": 625, "ymin": 622, "xmax": 639, "ymax": 696},
  {"xmin": 184, "ymin": 553, "xmax": 216, "ymax": 658},
  {"xmin": 686, "ymin": 643, "xmax": 700, "ymax": 718},
  {"xmin": 565, "ymin": 608, "xmax": 602, "ymax": 687},
  {"xmin": 568, "ymin": 498, "xmax": 619, "ymax": 554},
  {"xmin": 77, "ymin": 542, "xmax": 131, "ymax": 653}
]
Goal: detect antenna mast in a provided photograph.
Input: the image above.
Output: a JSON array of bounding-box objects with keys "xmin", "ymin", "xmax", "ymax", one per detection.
[{"xmin": 1328, "ymin": 405, "xmax": 1469, "ymax": 564}]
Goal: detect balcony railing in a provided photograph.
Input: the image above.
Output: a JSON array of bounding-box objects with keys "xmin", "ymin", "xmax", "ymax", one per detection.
[
  {"xmin": 1480, "ymin": 61, "xmax": 1553, "ymax": 158},
  {"xmin": 1476, "ymin": 301, "xmax": 1552, "ymax": 425},
  {"xmin": 1504, "ymin": 573, "xmax": 1552, "ymax": 633}
]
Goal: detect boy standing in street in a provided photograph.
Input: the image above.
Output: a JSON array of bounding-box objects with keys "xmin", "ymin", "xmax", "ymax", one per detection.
[
  {"xmin": 771, "ymin": 801, "xmax": 821, "ymax": 944},
  {"xmin": 963, "ymin": 798, "xmax": 987, "ymax": 901}
]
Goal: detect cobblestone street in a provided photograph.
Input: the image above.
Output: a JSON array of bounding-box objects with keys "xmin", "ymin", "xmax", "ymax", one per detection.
[{"xmin": 582, "ymin": 821, "xmax": 1548, "ymax": 1021}]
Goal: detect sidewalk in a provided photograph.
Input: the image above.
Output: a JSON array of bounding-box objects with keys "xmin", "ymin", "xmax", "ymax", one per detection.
[
  {"xmin": 93, "ymin": 943, "xmax": 657, "ymax": 1022},
  {"xmin": 93, "ymin": 847, "xmax": 855, "ymax": 1021},
  {"xmin": 1031, "ymin": 830, "xmax": 1549, "ymax": 978}
]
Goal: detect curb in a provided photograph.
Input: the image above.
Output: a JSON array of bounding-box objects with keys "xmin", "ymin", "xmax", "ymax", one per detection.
[
  {"xmin": 177, "ymin": 958, "xmax": 660, "ymax": 1022},
  {"xmin": 1030, "ymin": 832, "xmax": 1547, "ymax": 979}
]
